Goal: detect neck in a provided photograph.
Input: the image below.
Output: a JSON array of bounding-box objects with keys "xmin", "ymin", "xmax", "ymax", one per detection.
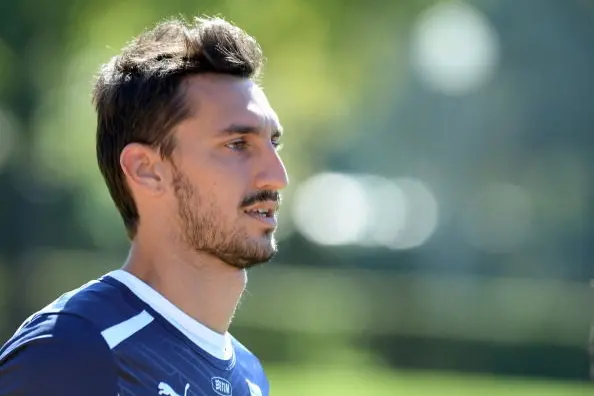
[{"xmin": 122, "ymin": 237, "xmax": 247, "ymax": 335}]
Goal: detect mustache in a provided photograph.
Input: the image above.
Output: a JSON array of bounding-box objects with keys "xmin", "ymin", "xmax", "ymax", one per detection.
[{"xmin": 241, "ymin": 190, "xmax": 281, "ymax": 208}]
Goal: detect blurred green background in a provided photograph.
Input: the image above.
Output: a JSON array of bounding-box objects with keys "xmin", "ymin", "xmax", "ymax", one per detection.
[{"xmin": 1, "ymin": 0, "xmax": 594, "ymax": 394}]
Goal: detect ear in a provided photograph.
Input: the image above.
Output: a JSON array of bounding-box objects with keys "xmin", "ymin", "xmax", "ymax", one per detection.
[{"xmin": 120, "ymin": 143, "xmax": 166, "ymax": 196}]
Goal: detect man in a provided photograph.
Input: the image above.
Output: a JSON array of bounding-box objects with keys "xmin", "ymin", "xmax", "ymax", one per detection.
[{"xmin": 0, "ymin": 15, "xmax": 287, "ymax": 396}]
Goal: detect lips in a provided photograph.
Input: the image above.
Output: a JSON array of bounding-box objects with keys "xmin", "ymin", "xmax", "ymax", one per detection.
[
  {"xmin": 242, "ymin": 201, "xmax": 279, "ymax": 226},
  {"xmin": 242, "ymin": 201, "xmax": 279, "ymax": 218}
]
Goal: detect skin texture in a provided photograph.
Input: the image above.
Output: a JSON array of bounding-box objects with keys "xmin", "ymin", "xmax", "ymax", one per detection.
[{"xmin": 119, "ymin": 74, "xmax": 288, "ymax": 334}]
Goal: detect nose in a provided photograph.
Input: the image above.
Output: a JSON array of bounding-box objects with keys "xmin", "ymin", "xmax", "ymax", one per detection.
[{"xmin": 255, "ymin": 145, "xmax": 289, "ymax": 191}]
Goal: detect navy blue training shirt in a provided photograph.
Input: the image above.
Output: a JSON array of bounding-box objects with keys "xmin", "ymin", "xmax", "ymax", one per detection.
[{"xmin": 0, "ymin": 270, "xmax": 268, "ymax": 396}]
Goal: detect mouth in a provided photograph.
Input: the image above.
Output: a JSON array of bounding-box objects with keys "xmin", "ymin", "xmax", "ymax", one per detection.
[{"xmin": 242, "ymin": 201, "xmax": 279, "ymax": 226}]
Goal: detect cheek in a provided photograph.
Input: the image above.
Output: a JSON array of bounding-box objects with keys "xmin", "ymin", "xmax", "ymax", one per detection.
[
  {"xmin": 209, "ymin": 152, "xmax": 253, "ymax": 186},
  {"xmin": 198, "ymin": 172, "xmax": 246, "ymax": 215},
  {"xmin": 197, "ymin": 150, "xmax": 251, "ymax": 177},
  {"xmin": 183, "ymin": 151, "xmax": 252, "ymax": 209}
]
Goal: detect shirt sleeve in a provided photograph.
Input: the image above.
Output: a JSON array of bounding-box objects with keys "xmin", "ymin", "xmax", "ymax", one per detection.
[{"xmin": 0, "ymin": 313, "xmax": 118, "ymax": 395}]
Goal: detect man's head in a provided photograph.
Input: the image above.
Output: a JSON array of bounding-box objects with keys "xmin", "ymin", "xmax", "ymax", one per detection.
[{"xmin": 93, "ymin": 16, "xmax": 288, "ymax": 268}]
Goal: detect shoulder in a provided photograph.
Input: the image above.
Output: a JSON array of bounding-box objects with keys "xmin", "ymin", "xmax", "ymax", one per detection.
[
  {"xmin": 0, "ymin": 313, "xmax": 118, "ymax": 395},
  {"xmin": 231, "ymin": 336, "xmax": 269, "ymax": 392},
  {"xmin": 0, "ymin": 274, "xmax": 149, "ymax": 395},
  {"xmin": 14, "ymin": 275, "xmax": 148, "ymax": 344},
  {"xmin": 0, "ymin": 310, "xmax": 104, "ymax": 361},
  {"xmin": 39, "ymin": 277, "xmax": 142, "ymax": 328}
]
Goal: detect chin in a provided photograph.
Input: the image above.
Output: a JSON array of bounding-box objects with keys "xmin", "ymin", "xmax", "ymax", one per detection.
[
  {"xmin": 228, "ymin": 253, "xmax": 275, "ymax": 270},
  {"xmin": 246, "ymin": 239, "xmax": 277, "ymax": 265},
  {"xmin": 247, "ymin": 247, "xmax": 278, "ymax": 269},
  {"xmin": 215, "ymin": 235, "xmax": 278, "ymax": 270}
]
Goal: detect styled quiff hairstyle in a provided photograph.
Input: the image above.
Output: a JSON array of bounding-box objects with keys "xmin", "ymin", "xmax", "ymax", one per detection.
[{"xmin": 93, "ymin": 16, "xmax": 264, "ymax": 239}]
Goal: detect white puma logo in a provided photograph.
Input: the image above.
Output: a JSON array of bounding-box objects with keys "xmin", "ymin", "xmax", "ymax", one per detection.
[
  {"xmin": 246, "ymin": 379, "xmax": 262, "ymax": 396},
  {"xmin": 158, "ymin": 382, "xmax": 190, "ymax": 396}
]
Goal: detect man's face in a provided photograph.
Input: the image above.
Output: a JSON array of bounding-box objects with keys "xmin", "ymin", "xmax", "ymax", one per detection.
[{"xmin": 168, "ymin": 74, "xmax": 288, "ymax": 269}]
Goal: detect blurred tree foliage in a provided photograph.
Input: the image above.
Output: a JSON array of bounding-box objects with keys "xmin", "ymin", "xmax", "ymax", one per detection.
[
  {"xmin": 0, "ymin": 0, "xmax": 424, "ymax": 334},
  {"xmin": 1, "ymin": 0, "xmax": 594, "ymax": 382}
]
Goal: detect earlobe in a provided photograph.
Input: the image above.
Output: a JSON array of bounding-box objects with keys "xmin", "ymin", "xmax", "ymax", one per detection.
[{"xmin": 120, "ymin": 143, "xmax": 164, "ymax": 195}]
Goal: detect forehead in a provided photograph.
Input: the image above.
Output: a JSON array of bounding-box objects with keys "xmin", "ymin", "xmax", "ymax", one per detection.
[{"xmin": 180, "ymin": 74, "xmax": 280, "ymax": 134}]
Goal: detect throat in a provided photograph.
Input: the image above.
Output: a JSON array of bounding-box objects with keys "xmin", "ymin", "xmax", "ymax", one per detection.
[{"xmin": 122, "ymin": 244, "xmax": 248, "ymax": 335}]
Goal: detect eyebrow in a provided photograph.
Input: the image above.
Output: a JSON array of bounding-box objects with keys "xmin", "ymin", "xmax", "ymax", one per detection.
[{"xmin": 220, "ymin": 123, "xmax": 283, "ymax": 139}]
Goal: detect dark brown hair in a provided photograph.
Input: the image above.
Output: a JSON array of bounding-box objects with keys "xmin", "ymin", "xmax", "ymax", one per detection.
[{"xmin": 93, "ymin": 16, "xmax": 264, "ymax": 239}]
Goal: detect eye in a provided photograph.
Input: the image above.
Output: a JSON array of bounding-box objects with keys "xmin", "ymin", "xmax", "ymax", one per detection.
[
  {"xmin": 272, "ymin": 139, "xmax": 283, "ymax": 151},
  {"xmin": 225, "ymin": 139, "xmax": 249, "ymax": 152}
]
